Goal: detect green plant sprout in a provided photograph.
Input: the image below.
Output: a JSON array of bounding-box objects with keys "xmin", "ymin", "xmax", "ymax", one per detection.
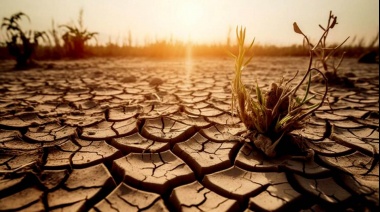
[
  {"xmin": 231, "ymin": 26, "xmax": 328, "ymax": 157},
  {"xmin": 60, "ymin": 9, "xmax": 98, "ymax": 58},
  {"xmin": 1, "ymin": 12, "xmax": 48, "ymax": 69},
  {"xmin": 299, "ymin": 11, "xmax": 350, "ymax": 81}
]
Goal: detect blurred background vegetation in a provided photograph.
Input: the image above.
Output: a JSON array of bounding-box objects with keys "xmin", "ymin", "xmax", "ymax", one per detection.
[{"xmin": 0, "ymin": 10, "xmax": 378, "ymax": 62}]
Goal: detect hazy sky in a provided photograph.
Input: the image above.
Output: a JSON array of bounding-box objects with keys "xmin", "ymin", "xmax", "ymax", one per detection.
[{"xmin": 1, "ymin": 0, "xmax": 379, "ymax": 46}]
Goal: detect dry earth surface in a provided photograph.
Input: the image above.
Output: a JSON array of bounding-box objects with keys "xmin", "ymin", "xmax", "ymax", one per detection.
[{"xmin": 0, "ymin": 57, "xmax": 378, "ymax": 211}]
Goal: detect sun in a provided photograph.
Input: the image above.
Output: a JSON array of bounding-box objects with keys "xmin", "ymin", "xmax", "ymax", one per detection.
[
  {"xmin": 174, "ymin": 1, "xmax": 204, "ymax": 37},
  {"xmin": 177, "ymin": 2, "xmax": 203, "ymax": 28}
]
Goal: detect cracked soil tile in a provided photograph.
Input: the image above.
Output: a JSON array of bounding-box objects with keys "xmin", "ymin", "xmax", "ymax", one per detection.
[
  {"xmin": 0, "ymin": 129, "xmax": 40, "ymax": 151},
  {"xmin": 234, "ymin": 143, "xmax": 283, "ymax": 172},
  {"xmin": 0, "ymin": 174, "xmax": 28, "ymax": 195},
  {"xmin": 292, "ymin": 174, "xmax": 351, "ymax": 204},
  {"xmin": 173, "ymin": 133, "xmax": 240, "ymax": 177},
  {"xmin": 64, "ymin": 113, "xmax": 105, "ymax": 127},
  {"xmin": 112, "ymin": 150, "xmax": 195, "ymax": 194},
  {"xmin": 200, "ymin": 123, "xmax": 245, "ymax": 142},
  {"xmin": 0, "ymin": 112, "xmax": 50, "ymax": 128},
  {"xmin": 330, "ymin": 125, "xmax": 378, "ymax": 157},
  {"xmin": 93, "ymin": 182, "xmax": 168, "ymax": 212},
  {"xmin": 45, "ymin": 139, "xmax": 80, "ymax": 169},
  {"xmin": 25, "ymin": 94, "xmax": 60, "ymax": 103},
  {"xmin": 141, "ymin": 117, "xmax": 196, "ymax": 144},
  {"xmin": 305, "ymin": 138, "xmax": 354, "ymax": 156},
  {"xmin": 108, "ymin": 106, "xmax": 139, "ymax": 121},
  {"xmin": 330, "ymin": 120, "xmax": 364, "ymax": 129},
  {"xmin": 25, "ymin": 123, "xmax": 76, "ymax": 142},
  {"xmin": 72, "ymin": 139, "xmax": 122, "ymax": 168},
  {"xmin": 47, "ymin": 164, "xmax": 116, "ymax": 211},
  {"xmin": 249, "ymin": 182, "xmax": 302, "ymax": 212},
  {"xmin": 112, "ymin": 132, "xmax": 170, "ymax": 154},
  {"xmin": 170, "ymin": 181, "xmax": 239, "ymax": 212},
  {"xmin": 282, "ymin": 159, "xmax": 331, "ymax": 178},
  {"xmin": 0, "ymin": 186, "xmax": 43, "ymax": 211},
  {"xmin": 167, "ymin": 112, "xmax": 211, "ymax": 128},
  {"xmin": 314, "ymin": 111, "xmax": 347, "ymax": 121},
  {"xmin": 332, "ymin": 109, "xmax": 369, "ymax": 119},
  {"xmin": 291, "ymin": 124, "xmax": 326, "ymax": 141},
  {"xmin": 37, "ymin": 169, "xmax": 70, "ymax": 190},
  {"xmin": 318, "ymin": 151, "xmax": 377, "ymax": 176},
  {"xmin": 91, "ymin": 88, "xmax": 123, "ymax": 96},
  {"xmin": 139, "ymin": 104, "xmax": 180, "ymax": 119},
  {"xmin": 0, "ymin": 150, "xmax": 41, "ymax": 171},
  {"xmin": 205, "ymin": 113, "xmax": 241, "ymax": 125},
  {"xmin": 81, "ymin": 118, "xmax": 138, "ymax": 140},
  {"xmin": 34, "ymin": 102, "xmax": 74, "ymax": 117},
  {"xmin": 184, "ymin": 106, "xmax": 224, "ymax": 117},
  {"xmin": 202, "ymin": 166, "xmax": 288, "ymax": 203}
]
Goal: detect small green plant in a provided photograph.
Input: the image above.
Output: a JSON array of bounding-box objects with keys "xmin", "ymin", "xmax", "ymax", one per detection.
[
  {"xmin": 299, "ymin": 11, "xmax": 350, "ymax": 81},
  {"xmin": 60, "ymin": 9, "xmax": 98, "ymax": 58},
  {"xmin": 1, "ymin": 12, "xmax": 48, "ymax": 69},
  {"xmin": 230, "ymin": 27, "xmax": 328, "ymax": 157}
]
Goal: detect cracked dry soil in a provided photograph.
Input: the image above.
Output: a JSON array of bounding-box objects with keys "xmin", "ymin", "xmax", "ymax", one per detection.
[{"xmin": 0, "ymin": 57, "xmax": 378, "ymax": 211}]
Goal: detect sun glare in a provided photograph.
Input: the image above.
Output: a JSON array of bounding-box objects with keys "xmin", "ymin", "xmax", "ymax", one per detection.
[
  {"xmin": 0, "ymin": 0, "xmax": 378, "ymax": 46},
  {"xmin": 174, "ymin": 1, "xmax": 204, "ymax": 41}
]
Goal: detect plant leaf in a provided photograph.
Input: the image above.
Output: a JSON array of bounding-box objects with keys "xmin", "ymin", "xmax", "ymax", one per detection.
[
  {"xmin": 256, "ymin": 82, "xmax": 263, "ymax": 105},
  {"xmin": 330, "ymin": 16, "xmax": 337, "ymax": 29},
  {"xmin": 293, "ymin": 22, "xmax": 303, "ymax": 35}
]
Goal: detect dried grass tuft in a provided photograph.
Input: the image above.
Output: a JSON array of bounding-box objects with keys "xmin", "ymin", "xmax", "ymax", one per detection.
[{"xmin": 230, "ymin": 25, "xmax": 328, "ymax": 157}]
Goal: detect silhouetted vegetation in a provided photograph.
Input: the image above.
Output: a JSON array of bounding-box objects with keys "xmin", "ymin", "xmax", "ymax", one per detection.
[
  {"xmin": 310, "ymin": 11, "xmax": 350, "ymax": 78},
  {"xmin": 294, "ymin": 11, "xmax": 378, "ymax": 87},
  {"xmin": 45, "ymin": 19, "xmax": 63, "ymax": 59},
  {"xmin": 1, "ymin": 12, "xmax": 48, "ymax": 69},
  {"xmin": 357, "ymin": 32, "xmax": 379, "ymax": 63},
  {"xmin": 60, "ymin": 9, "xmax": 98, "ymax": 58},
  {"xmin": 0, "ymin": 10, "xmax": 378, "ymax": 62},
  {"xmin": 295, "ymin": 11, "xmax": 349, "ymax": 85}
]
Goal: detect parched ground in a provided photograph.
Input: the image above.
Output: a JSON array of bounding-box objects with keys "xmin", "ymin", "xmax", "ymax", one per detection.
[{"xmin": 0, "ymin": 57, "xmax": 378, "ymax": 211}]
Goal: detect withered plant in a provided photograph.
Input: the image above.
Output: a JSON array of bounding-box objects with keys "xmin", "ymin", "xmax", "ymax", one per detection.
[
  {"xmin": 60, "ymin": 9, "xmax": 98, "ymax": 58},
  {"xmin": 298, "ymin": 11, "xmax": 350, "ymax": 82},
  {"xmin": 1, "ymin": 12, "xmax": 48, "ymax": 69},
  {"xmin": 230, "ymin": 26, "xmax": 328, "ymax": 157}
]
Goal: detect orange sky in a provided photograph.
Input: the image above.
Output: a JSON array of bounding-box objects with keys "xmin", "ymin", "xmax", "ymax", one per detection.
[{"xmin": 1, "ymin": 0, "xmax": 379, "ymax": 46}]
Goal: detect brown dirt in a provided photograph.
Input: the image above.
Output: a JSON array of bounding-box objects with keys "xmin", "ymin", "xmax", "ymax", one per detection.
[{"xmin": 0, "ymin": 57, "xmax": 378, "ymax": 211}]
